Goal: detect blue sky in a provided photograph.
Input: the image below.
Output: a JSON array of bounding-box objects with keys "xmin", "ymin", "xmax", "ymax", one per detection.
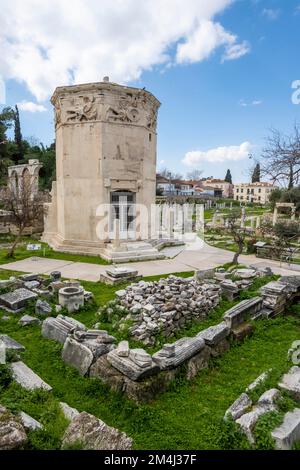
[{"xmin": 1, "ymin": 0, "xmax": 300, "ymax": 183}]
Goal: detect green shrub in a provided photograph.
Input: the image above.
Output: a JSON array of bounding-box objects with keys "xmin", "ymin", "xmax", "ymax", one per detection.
[{"xmin": 0, "ymin": 364, "xmax": 13, "ymax": 389}]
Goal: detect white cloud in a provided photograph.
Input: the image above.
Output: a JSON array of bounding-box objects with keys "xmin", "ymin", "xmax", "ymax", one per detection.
[
  {"xmin": 17, "ymin": 101, "xmax": 47, "ymax": 112},
  {"xmin": 176, "ymin": 20, "xmax": 235, "ymax": 63},
  {"xmin": 262, "ymin": 8, "xmax": 280, "ymax": 20},
  {"xmin": 182, "ymin": 141, "xmax": 252, "ymax": 166},
  {"xmin": 0, "ymin": 0, "xmax": 249, "ymax": 101},
  {"xmin": 239, "ymin": 99, "xmax": 262, "ymax": 107},
  {"xmin": 222, "ymin": 41, "xmax": 250, "ymax": 62}
]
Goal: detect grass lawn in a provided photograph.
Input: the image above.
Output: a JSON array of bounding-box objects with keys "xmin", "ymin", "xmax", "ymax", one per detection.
[
  {"xmin": 0, "ymin": 236, "xmax": 109, "ymax": 266},
  {"xmin": 1, "ymin": 267, "xmax": 300, "ymax": 450}
]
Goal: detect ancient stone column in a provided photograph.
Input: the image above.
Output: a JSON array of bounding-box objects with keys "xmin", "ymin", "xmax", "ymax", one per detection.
[
  {"xmin": 273, "ymin": 207, "xmax": 278, "ymax": 226},
  {"xmin": 112, "ymin": 219, "xmax": 121, "ymax": 250}
]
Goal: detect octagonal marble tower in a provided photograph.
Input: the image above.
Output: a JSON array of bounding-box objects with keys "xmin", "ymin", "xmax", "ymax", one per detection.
[{"xmin": 42, "ymin": 78, "xmax": 160, "ymax": 258}]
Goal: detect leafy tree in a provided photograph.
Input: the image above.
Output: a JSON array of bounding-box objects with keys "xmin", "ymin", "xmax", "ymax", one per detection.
[
  {"xmin": 252, "ymin": 163, "xmax": 260, "ymax": 183},
  {"xmin": 281, "ymin": 186, "xmax": 300, "ymax": 212},
  {"xmin": 224, "ymin": 169, "xmax": 232, "ymax": 184},
  {"xmin": 0, "ymin": 107, "xmax": 15, "ymax": 183},
  {"xmin": 269, "ymin": 187, "xmax": 283, "ymax": 210}
]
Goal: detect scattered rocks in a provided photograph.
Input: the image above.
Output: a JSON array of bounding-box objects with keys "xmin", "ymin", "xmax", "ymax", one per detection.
[
  {"xmin": 62, "ymin": 411, "xmax": 133, "ymax": 450},
  {"xmin": 60, "ymin": 402, "xmax": 80, "ymax": 421},
  {"xmin": 246, "ymin": 370, "xmax": 271, "ymax": 392},
  {"xmin": 114, "ymin": 275, "xmax": 221, "ymax": 345},
  {"xmin": 19, "ymin": 315, "xmax": 41, "ymax": 327},
  {"xmin": 35, "ymin": 299, "xmax": 52, "ymax": 315},
  {"xmin": 10, "ymin": 361, "xmax": 52, "ymax": 391},
  {"xmin": 0, "ymin": 406, "xmax": 27, "ymax": 450},
  {"xmin": 0, "ymin": 334, "xmax": 25, "ymax": 352},
  {"xmin": 225, "ymin": 393, "xmax": 252, "ymax": 421},
  {"xmin": 19, "ymin": 411, "xmax": 43, "ymax": 431}
]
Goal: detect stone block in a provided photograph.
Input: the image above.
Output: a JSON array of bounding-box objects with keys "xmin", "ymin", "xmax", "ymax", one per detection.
[
  {"xmin": 19, "ymin": 411, "xmax": 43, "ymax": 431},
  {"xmin": 0, "ymin": 288, "xmax": 38, "ymax": 312},
  {"xmin": 153, "ymin": 336, "xmax": 205, "ymax": 370},
  {"xmin": 18, "ymin": 315, "xmax": 40, "ymax": 327},
  {"xmin": 278, "ymin": 366, "xmax": 300, "ymax": 400},
  {"xmin": 107, "ymin": 349, "xmax": 159, "ymax": 381},
  {"xmin": 271, "ymin": 408, "xmax": 300, "ymax": 450},
  {"xmin": 225, "ymin": 393, "xmax": 252, "ymax": 421},
  {"xmin": 0, "ymin": 334, "xmax": 25, "ymax": 352},
  {"xmin": 62, "ymin": 337, "xmax": 94, "ymax": 376},
  {"xmin": 62, "ymin": 412, "xmax": 133, "ymax": 450},
  {"xmin": 223, "ymin": 297, "xmax": 263, "ymax": 329},
  {"xmin": 42, "ymin": 314, "xmax": 86, "ymax": 344},
  {"xmin": 0, "ymin": 406, "xmax": 27, "ymax": 450},
  {"xmin": 186, "ymin": 345, "xmax": 211, "ymax": 380},
  {"xmin": 11, "ymin": 361, "xmax": 52, "ymax": 391},
  {"xmin": 197, "ymin": 322, "xmax": 230, "ymax": 346},
  {"xmin": 60, "ymin": 402, "xmax": 80, "ymax": 421}
]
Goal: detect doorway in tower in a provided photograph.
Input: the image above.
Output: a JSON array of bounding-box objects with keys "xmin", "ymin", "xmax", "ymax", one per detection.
[{"xmin": 110, "ymin": 191, "xmax": 136, "ymax": 240}]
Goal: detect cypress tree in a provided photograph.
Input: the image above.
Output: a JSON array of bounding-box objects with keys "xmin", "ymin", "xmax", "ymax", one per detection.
[{"xmin": 225, "ymin": 169, "xmax": 232, "ymax": 184}]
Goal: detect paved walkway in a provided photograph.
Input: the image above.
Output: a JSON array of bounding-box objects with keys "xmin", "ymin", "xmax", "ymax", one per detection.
[{"xmin": 0, "ymin": 241, "xmax": 299, "ymax": 282}]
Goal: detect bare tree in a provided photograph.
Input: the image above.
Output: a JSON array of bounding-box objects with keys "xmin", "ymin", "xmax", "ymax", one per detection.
[
  {"xmin": 3, "ymin": 175, "xmax": 44, "ymax": 257},
  {"xmin": 159, "ymin": 167, "xmax": 183, "ymax": 180},
  {"xmin": 186, "ymin": 169, "xmax": 203, "ymax": 181},
  {"xmin": 261, "ymin": 123, "xmax": 300, "ymax": 189},
  {"xmin": 225, "ymin": 210, "xmax": 248, "ymax": 264}
]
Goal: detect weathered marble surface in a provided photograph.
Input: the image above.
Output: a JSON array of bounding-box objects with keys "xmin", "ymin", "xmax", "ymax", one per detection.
[
  {"xmin": 0, "ymin": 334, "xmax": 25, "ymax": 352},
  {"xmin": 107, "ymin": 348, "xmax": 159, "ymax": 381},
  {"xmin": 223, "ymin": 297, "xmax": 263, "ymax": 329},
  {"xmin": 0, "ymin": 288, "xmax": 38, "ymax": 312},
  {"xmin": 225, "ymin": 393, "xmax": 252, "ymax": 421},
  {"xmin": 42, "ymin": 315, "xmax": 87, "ymax": 344},
  {"xmin": 11, "ymin": 361, "xmax": 52, "ymax": 391},
  {"xmin": 62, "ymin": 412, "xmax": 133, "ymax": 450},
  {"xmin": 152, "ymin": 336, "xmax": 205, "ymax": 370},
  {"xmin": 271, "ymin": 408, "xmax": 300, "ymax": 450}
]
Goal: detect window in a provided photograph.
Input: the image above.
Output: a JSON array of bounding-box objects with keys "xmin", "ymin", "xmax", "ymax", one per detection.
[{"xmin": 258, "ymin": 188, "xmax": 261, "ymax": 193}]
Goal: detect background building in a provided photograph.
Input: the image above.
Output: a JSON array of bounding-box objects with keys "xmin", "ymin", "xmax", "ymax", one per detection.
[{"xmin": 233, "ymin": 182, "xmax": 274, "ymax": 204}]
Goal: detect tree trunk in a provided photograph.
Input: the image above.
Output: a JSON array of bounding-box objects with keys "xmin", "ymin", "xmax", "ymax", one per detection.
[
  {"xmin": 232, "ymin": 242, "xmax": 243, "ymax": 265},
  {"xmin": 288, "ymin": 163, "xmax": 294, "ymax": 189},
  {"xmin": 7, "ymin": 228, "xmax": 23, "ymax": 258}
]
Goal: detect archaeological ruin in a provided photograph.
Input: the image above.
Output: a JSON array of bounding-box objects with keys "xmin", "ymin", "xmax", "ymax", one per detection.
[{"xmin": 42, "ymin": 78, "xmax": 168, "ymax": 261}]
